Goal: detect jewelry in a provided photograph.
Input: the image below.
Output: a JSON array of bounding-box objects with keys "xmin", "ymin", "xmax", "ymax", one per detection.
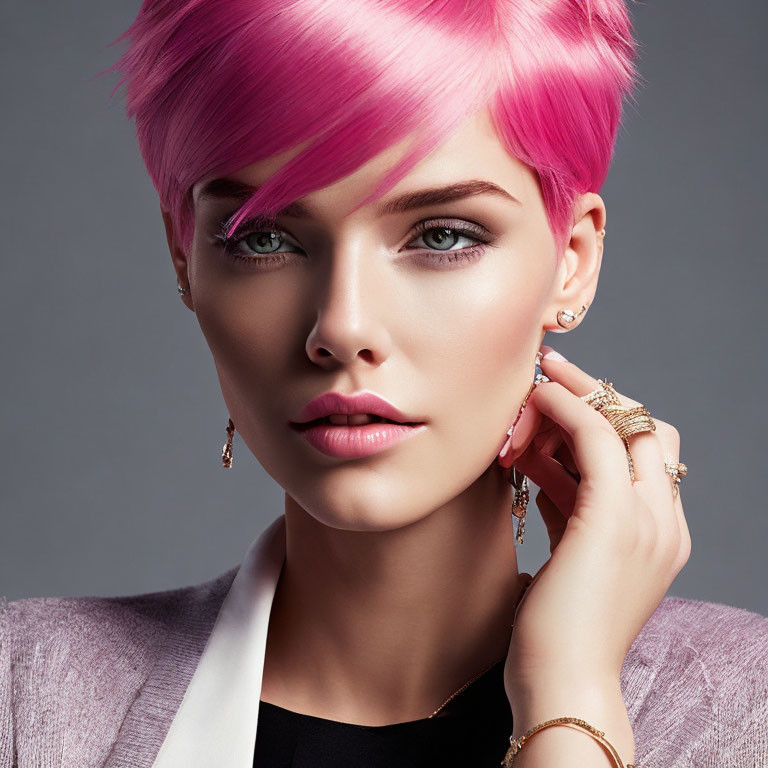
[
  {"xmin": 664, "ymin": 461, "xmax": 688, "ymax": 497},
  {"xmin": 427, "ymin": 657, "xmax": 504, "ymax": 718},
  {"xmin": 580, "ymin": 380, "xmax": 656, "ymax": 482},
  {"xmin": 510, "ymin": 467, "xmax": 529, "ymax": 545},
  {"xmin": 501, "ymin": 716, "xmax": 635, "ymax": 767},
  {"xmin": 598, "ymin": 227, "xmax": 606, "ymax": 237},
  {"xmin": 503, "ymin": 351, "xmax": 545, "ymax": 545},
  {"xmin": 177, "ymin": 282, "xmax": 188, "ymax": 295},
  {"xmin": 221, "ymin": 417, "xmax": 235, "ymax": 468},
  {"xmin": 430, "ymin": 575, "xmax": 532, "ymax": 718},
  {"xmin": 556, "ymin": 303, "xmax": 588, "ymax": 329}
]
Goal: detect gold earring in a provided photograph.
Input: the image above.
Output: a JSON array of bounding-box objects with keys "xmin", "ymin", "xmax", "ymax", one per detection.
[
  {"xmin": 510, "ymin": 466, "xmax": 529, "ymax": 545},
  {"xmin": 221, "ymin": 417, "xmax": 235, "ymax": 468},
  {"xmin": 556, "ymin": 303, "xmax": 588, "ymax": 329},
  {"xmin": 505, "ymin": 350, "xmax": 543, "ymax": 545}
]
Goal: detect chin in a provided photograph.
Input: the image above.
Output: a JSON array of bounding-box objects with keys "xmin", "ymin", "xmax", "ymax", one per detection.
[{"xmin": 287, "ymin": 476, "xmax": 438, "ymax": 533}]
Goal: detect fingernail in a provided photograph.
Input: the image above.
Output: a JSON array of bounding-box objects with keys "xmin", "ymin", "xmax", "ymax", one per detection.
[
  {"xmin": 499, "ymin": 429, "xmax": 514, "ymax": 459},
  {"xmin": 543, "ymin": 349, "xmax": 568, "ymax": 362}
]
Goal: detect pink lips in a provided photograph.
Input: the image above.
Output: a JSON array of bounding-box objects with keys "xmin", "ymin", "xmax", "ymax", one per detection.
[{"xmin": 290, "ymin": 390, "xmax": 427, "ymax": 459}]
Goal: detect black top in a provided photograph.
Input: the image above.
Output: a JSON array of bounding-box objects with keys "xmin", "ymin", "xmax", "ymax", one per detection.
[{"xmin": 253, "ymin": 659, "xmax": 513, "ymax": 767}]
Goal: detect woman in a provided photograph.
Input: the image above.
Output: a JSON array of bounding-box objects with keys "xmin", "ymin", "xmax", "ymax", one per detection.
[{"xmin": 2, "ymin": 1, "xmax": 766, "ymax": 766}]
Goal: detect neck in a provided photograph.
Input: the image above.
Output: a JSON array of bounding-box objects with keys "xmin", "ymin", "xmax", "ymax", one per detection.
[{"xmin": 261, "ymin": 463, "xmax": 525, "ymax": 725}]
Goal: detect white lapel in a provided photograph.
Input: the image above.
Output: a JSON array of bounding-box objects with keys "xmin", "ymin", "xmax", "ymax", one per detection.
[{"xmin": 150, "ymin": 514, "xmax": 286, "ymax": 768}]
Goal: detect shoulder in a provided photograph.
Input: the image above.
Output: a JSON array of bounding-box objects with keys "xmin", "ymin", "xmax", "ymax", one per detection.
[
  {"xmin": 1, "ymin": 566, "xmax": 238, "ymax": 766},
  {"xmin": 4, "ymin": 564, "xmax": 239, "ymax": 659},
  {"xmin": 630, "ymin": 594, "xmax": 767, "ymax": 686},
  {"xmin": 623, "ymin": 595, "xmax": 767, "ymax": 766},
  {"xmin": 633, "ymin": 593, "xmax": 767, "ymax": 657}
]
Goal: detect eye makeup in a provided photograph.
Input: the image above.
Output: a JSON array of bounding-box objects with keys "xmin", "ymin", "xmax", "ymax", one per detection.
[{"xmin": 209, "ymin": 214, "xmax": 498, "ymax": 269}]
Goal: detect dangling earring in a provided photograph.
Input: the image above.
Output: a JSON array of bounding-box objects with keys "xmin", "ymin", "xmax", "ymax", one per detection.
[
  {"xmin": 556, "ymin": 303, "xmax": 588, "ymax": 329},
  {"xmin": 505, "ymin": 351, "xmax": 546, "ymax": 545},
  {"xmin": 510, "ymin": 466, "xmax": 530, "ymax": 545},
  {"xmin": 221, "ymin": 417, "xmax": 235, "ymax": 468}
]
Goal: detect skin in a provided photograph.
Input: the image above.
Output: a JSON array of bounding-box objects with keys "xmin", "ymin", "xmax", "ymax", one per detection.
[{"xmin": 162, "ymin": 106, "xmax": 690, "ymax": 764}]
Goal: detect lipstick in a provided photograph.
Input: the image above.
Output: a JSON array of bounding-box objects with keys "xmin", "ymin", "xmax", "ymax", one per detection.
[{"xmin": 290, "ymin": 390, "xmax": 427, "ymax": 459}]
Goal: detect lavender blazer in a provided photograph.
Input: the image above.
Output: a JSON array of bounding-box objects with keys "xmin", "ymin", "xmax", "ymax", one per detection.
[{"xmin": 2, "ymin": 515, "xmax": 767, "ymax": 767}]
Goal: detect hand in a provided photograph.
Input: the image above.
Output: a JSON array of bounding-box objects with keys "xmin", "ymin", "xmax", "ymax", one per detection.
[{"xmin": 497, "ymin": 346, "xmax": 691, "ymax": 703}]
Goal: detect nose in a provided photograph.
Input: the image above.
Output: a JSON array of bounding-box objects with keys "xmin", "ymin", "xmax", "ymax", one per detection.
[{"xmin": 305, "ymin": 243, "xmax": 392, "ymax": 369}]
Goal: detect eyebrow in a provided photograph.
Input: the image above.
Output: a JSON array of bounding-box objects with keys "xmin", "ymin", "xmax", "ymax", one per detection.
[{"xmin": 196, "ymin": 178, "xmax": 521, "ymax": 218}]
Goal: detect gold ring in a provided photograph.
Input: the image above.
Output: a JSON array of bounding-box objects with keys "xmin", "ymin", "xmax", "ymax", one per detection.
[
  {"xmin": 580, "ymin": 380, "xmax": 656, "ymax": 482},
  {"xmin": 664, "ymin": 462, "xmax": 688, "ymax": 497}
]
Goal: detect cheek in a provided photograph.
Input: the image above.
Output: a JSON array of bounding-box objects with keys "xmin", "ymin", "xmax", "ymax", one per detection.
[
  {"xmin": 197, "ymin": 291, "xmax": 285, "ymax": 379},
  {"xmin": 412, "ymin": 254, "xmax": 550, "ymax": 442},
  {"xmin": 190, "ymin": 256, "xmax": 303, "ymax": 421}
]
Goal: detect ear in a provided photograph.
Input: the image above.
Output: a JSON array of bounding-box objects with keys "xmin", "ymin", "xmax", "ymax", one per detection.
[
  {"xmin": 542, "ymin": 192, "xmax": 606, "ymax": 334},
  {"xmin": 161, "ymin": 207, "xmax": 194, "ymax": 312}
]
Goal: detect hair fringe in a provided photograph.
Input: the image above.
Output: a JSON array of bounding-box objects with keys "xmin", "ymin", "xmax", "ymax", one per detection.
[{"xmin": 99, "ymin": 0, "xmax": 640, "ymax": 258}]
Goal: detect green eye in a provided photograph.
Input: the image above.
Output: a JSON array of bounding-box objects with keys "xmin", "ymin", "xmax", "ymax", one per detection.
[
  {"xmin": 243, "ymin": 231, "xmax": 284, "ymax": 254},
  {"xmin": 418, "ymin": 227, "xmax": 470, "ymax": 251},
  {"xmin": 212, "ymin": 215, "xmax": 495, "ymax": 268}
]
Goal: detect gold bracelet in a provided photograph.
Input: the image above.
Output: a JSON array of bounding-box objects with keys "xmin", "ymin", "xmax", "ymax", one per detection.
[{"xmin": 501, "ymin": 717, "xmax": 636, "ymax": 767}]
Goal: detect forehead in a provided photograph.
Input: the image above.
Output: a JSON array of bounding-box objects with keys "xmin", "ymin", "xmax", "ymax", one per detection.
[{"xmin": 192, "ymin": 108, "xmax": 540, "ymax": 219}]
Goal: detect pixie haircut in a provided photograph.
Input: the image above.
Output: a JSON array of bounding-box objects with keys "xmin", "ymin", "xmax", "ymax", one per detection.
[{"xmin": 106, "ymin": 0, "xmax": 638, "ymax": 258}]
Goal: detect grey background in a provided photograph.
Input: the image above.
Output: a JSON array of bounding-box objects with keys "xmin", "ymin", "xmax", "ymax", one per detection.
[{"xmin": 1, "ymin": 2, "xmax": 766, "ymax": 616}]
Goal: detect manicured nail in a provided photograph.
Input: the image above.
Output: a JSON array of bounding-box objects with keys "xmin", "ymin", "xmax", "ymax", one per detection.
[
  {"xmin": 499, "ymin": 430, "xmax": 514, "ymax": 459},
  {"xmin": 543, "ymin": 349, "xmax": 568, "ymax": 362}
]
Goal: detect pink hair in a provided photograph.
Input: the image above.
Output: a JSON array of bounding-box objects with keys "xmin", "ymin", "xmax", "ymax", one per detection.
[{"xmin": 103, "ymin": 0, "xmax": 638, "ymax": 257}]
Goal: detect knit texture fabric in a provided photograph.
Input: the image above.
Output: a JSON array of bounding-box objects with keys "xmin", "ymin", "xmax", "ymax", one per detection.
[{"xmin": 2, "ymin": 572, "xmax": 767, "ymax": 767}]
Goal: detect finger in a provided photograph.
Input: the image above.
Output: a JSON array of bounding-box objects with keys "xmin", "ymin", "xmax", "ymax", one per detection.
[
  {"xmin": 653, "ymin": 420, "xmax": 691, "ymax": 566},
  {"xmin": 625, "ymin": 429, "xmax": 667, "ymax": 486},
  {"xmin": 534, "ymin": 427, "xmax": 580, "ymax": 482},
  {"xmin": 537, "ymin": 348, "xmax": 691, "ymax": 567},
  {"xmin": 539, "ymin": 346, "xmax": 643, "ymax": 408},
  {"xmin": 497, "ymin": 394, "xmax": 547, "ymax": 468},
  {"xmin": 514, "ymin": 441, "xmax": 578, "ymax": 515},
  {"xmin": 535, "ymin": 487, "xmax": 569, "ymax": 553},
  {"xmin": 653, "ymin": 420, "xmax": 681, "ymax": 499},
  {"xmin": 635, "ymin": 430, "xmax": 690, "ymax": 579},
  {"xmin": 552, "ymin": 438, "xmax": 580, "ymax": 480},
  {"xmin": 517, "ymin": 380, "xmax": 631, "ymax": 495},
  {"xmin": 532, "ymin": 423, "xmax": 563, "ymax": 457},
  {"xmin": 540, "ymin": 346, "xmax": 671, "ymax": 489}
]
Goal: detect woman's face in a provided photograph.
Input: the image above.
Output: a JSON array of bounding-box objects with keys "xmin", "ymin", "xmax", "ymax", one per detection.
[{"xmin": 171, "ymin": 108, "xmax": 592, "ymax": 532}]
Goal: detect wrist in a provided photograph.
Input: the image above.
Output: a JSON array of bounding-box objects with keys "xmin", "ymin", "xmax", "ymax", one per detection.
[
  {"xmin": 506, "ymin": 675, "xmax": 635, "ymax": 765},
  {"xmin": 506, "ymin": 667, "xmax": 623, "ymax": 710}
]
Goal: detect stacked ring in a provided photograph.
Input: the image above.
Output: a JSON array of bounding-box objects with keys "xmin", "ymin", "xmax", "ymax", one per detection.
[{"xmin": 580, "ymin": 379, "xmax": 656, "ymax": 482}]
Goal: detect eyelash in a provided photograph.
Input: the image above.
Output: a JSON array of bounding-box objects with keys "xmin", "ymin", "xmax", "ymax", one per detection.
[{"xmin": 211, "ymin": 217, "xmax": 494, "ymax": 268}]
